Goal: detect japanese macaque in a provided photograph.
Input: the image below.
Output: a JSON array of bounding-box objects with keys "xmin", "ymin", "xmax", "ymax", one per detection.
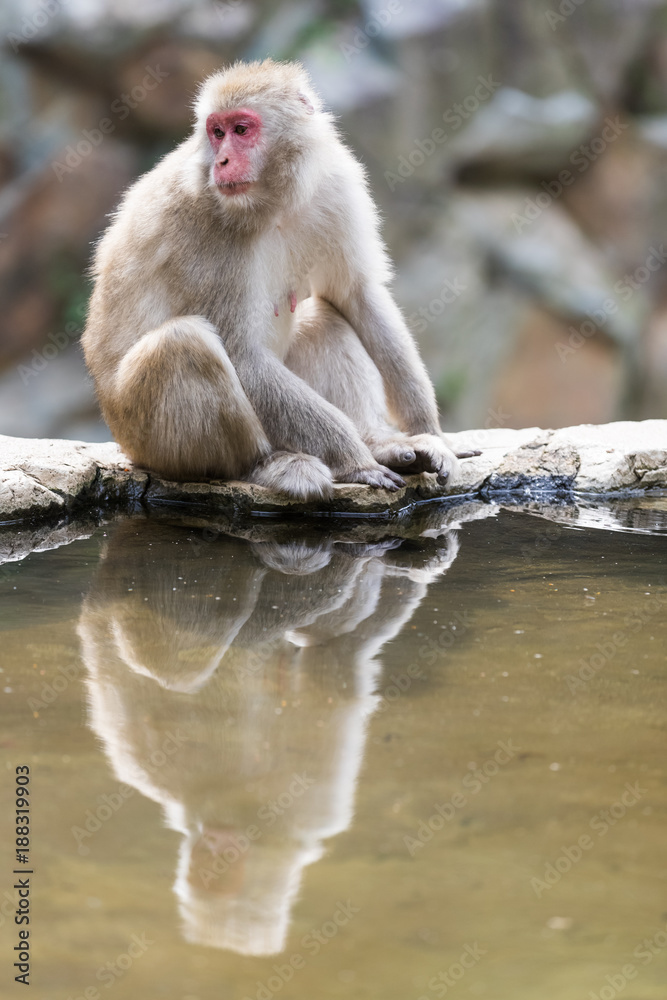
[{"xmin": 83, "ymin": 59, "xmax": 468, "ymax": 501}]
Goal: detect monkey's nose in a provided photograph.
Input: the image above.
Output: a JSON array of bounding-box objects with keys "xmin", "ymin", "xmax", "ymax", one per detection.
[{"xmin": 220, "ymin": 157, "xmax": 229, "ymax": 166}]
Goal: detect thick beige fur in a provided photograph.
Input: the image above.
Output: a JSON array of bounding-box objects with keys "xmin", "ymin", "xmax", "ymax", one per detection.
[{"xmin": 83, "ymin": 59, "xmax": 458, "ymax": 499}]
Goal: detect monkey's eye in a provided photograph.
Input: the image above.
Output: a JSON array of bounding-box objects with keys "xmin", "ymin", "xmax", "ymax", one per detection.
[
  {"xmin": 213, "ymin": 126, "xmax": 225, "ymax": 139},
  {"xmin": 235, "ymin": 124, "xmax": 248, "ymax": 135}
]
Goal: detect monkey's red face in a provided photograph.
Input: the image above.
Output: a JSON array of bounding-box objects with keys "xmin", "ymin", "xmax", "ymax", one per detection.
[{"xmin": 206, "ymin": 109, "xmax": 263, "ymax": 195}]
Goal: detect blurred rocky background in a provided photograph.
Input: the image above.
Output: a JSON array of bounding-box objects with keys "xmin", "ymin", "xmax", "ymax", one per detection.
[{"xmin": 1, "ymin": 0, "xmax": 667, "ymax": 441}]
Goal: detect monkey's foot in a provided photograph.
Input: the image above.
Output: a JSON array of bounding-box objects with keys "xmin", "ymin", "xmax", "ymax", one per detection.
[
  {"xmin": 248, "ymin": 451, "xmax": 333, "ymax": 501},
  {"xmin": 368, "ymin": 435, "xmax": 418, "ymax": 471},
  {"xmin": 396, "ymin": 433, "xmax": 459, "ymax": 485}
]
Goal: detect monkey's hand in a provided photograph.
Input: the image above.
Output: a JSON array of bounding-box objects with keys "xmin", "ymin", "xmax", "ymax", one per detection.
[
  {"xmin": 333, "ymin": 462, "xmax": 406, "ymax": 492},
  {"xmin": 397, "ymin": 433, "xmax": 459, "ymax": 485}
]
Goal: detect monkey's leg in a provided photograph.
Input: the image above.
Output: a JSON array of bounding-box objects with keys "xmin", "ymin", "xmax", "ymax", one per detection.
[
  {"xmin": 289, "ymin": 299, "xmax": 472, "ymax": 482},
  {"xmin": 110, "ymin": 317, "xmax": 272, "ymax": 482},
  {"xmin": 286, "ymin": 298, "xmax": 420, "ymax": 471},
  {"xmin": 111, "ymin": 317, "xmax": 333, "ymax": 499}
]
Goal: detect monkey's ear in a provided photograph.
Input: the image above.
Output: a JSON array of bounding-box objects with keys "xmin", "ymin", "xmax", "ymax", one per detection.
[{"xmin": 298, "ymin": 92, "xmax": 315, "ymax": 115}]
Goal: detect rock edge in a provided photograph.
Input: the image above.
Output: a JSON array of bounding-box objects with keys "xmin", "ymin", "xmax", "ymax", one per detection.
[{"xmin": 1, "ymin": 420, "xmax": 665, "ymax": 524}]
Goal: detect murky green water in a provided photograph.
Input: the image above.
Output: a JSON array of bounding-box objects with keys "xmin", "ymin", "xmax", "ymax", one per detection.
[{"xmin": 0, "ymin": 500, "xmax": 665, "ymax": 1000}]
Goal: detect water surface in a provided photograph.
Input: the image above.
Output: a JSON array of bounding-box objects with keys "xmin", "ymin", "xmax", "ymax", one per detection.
[{"xmin": 0, "ymin": 501, "xmax": 665, "ymax": 1000}]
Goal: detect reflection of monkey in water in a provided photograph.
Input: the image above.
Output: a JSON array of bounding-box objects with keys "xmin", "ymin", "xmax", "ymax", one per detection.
[{"xmin": 78, "ymin": 517, "xmax": 460, "ymax": 955}]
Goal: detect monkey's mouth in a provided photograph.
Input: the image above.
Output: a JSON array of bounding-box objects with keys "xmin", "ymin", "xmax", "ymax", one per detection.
[{"xmin": 217, "ymin": 181, "xmax": 253, "ymax": 195}]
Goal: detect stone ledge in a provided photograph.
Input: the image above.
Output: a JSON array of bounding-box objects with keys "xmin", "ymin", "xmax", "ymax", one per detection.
[{"xmin": 0, "ymin": 420, "xmax": 665, "ymax": 525}]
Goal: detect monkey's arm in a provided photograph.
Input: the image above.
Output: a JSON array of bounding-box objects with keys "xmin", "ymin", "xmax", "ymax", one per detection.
[
  {"xmin": 338, "ymin": 282, "xmax": 442, "ymax": 436},
  {"xmin": 309, "ymin": 172, "xmax": 465, "ymax": 481},
  {"xmin": 335, "ymin": 283, "xmax": 469, "ymax": 481},
  {"xmin": 310, "ymin": 176, "xmax": 442, "ymax": 437}
]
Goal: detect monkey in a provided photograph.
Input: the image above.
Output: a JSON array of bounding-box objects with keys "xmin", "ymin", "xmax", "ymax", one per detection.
[{"xmin": 83, "ymin": 59, "xmax": 472, "ymax": 501}]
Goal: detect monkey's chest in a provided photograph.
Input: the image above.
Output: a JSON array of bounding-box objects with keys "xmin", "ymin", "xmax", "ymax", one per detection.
[{"xmin": 261, "ymin": 227, "xmax": 313, "ymax": 358}]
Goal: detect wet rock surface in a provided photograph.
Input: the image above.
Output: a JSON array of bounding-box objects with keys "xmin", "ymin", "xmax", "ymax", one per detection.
[{"xmin": 0, "ymin": 420, "xmax": 665, "ymax": 526}]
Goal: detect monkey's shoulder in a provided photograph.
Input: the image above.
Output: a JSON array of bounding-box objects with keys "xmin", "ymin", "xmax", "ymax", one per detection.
[{"xmin": 95, "ymin": 146, "xmax": 220, "ymax": 272}]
